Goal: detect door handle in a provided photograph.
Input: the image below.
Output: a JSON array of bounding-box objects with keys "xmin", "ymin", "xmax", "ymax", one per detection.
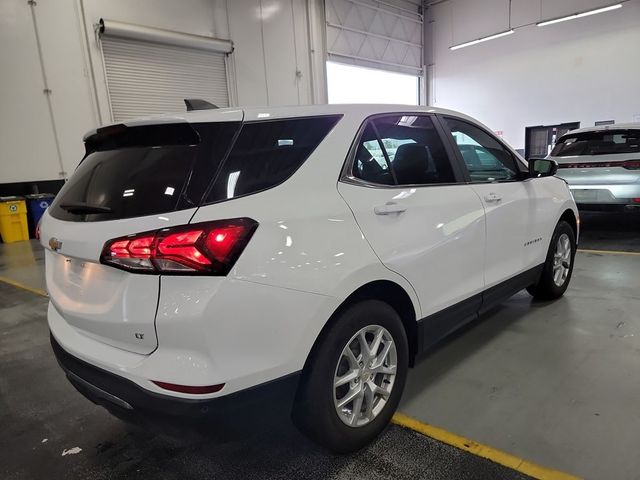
[
  {"xmin": 374, "ymin": 202, "xmax": 407, "ymax": 215},
  {"xmin": 484, "ymin": 193, "xmax": 502, "ymax": 203}
]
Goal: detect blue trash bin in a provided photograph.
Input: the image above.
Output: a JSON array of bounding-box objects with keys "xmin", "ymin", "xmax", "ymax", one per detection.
[{"xmin": 25, "ymin": 193, "xmax": 55, "ymax": 238}]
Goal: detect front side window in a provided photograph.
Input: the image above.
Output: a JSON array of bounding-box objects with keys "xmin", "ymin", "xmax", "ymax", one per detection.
[
  {"xmin": 445, "ymin": 118, "xmax": 520, "ymax": 183},
  {"xmin": 351, "ymin": 115, "xmax": 456, "ymax": 186}
]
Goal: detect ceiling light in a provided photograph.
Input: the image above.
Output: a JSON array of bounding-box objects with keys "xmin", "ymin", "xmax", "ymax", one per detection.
[
  {"xmin": 450, "ymin": 30, "xmax": 514, "ymax": 51},
  {"xmin": 537, "ymin": 3, "xmax": 622, "ymax": 27}
]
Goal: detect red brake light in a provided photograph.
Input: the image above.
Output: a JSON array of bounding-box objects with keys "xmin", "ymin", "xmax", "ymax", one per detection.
[
  {"xmin": 100, "ymin": 218, "xmax": 258, "ymax": 275},
  {"xmin": 622, "ymin": 160, "xmax": 640, "ymax": 170},
  {"xmin": 152, "ymin": 380, "xmax": 224, "ymax": 395},
  {"xmin": 205, "ymin": 225, "xmax": 248, "ymax": 262}
]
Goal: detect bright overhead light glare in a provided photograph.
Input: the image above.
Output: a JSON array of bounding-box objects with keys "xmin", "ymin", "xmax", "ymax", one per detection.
[
  {"xmin": 537, "ymin": 3, "xmax": 622, "ymax": 27},
  {"xmin": 450, "ymin": 30, "xmax": 514, "ymax": 51}
]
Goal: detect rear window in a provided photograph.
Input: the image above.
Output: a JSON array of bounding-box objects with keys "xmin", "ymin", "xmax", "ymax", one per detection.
[
  {"xmin": 50, "ymin": 122, "xmax": 240, "ymax": 222},
  {"xmin": 50, "ymin": 115, "xmax": 341, "ymax": 222},
  {"xmin": 551, "ymin": 130, "xmax": 640, "ymax": 157},
  {"xmin": 204, "ymin": 116, "xmax": 341, "ymax": 203}
]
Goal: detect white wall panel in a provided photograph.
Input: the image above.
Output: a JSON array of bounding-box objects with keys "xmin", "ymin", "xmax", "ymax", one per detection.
[
  {"xmin": 0, "ymin": 1, "xmax": 61, "ymax": 183},
  {"xmin": 228, "ymin": 0, "xmax": 314, "ymax": 106},
  {"xmin": 450, "ymin": 0, "xmax": 510, "ymax": 46},
  {"xmin": 429, "ymin": 0, "xmax": 640, "ymax": 150},
  {"xmin": 262, "ymin": 0, "xmax": 304, "ymax": 105},
  {"xmin": 511, "ymin": 0, "xmax": 541, "ymax": 28},
  {"xmin": 34, "ymin": 0, "xmax": 97, "ymax": 178},
  {"xmin": 227, "ymin": 0, "xmax": 270, "ymax": 106}
]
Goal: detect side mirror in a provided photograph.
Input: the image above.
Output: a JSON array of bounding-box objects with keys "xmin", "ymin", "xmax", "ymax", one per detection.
[{"xmin": 528, "ymin": 158, "xmax": 558, "ymax": 178}]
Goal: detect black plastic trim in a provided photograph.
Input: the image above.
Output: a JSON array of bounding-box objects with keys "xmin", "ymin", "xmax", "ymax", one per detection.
[
  {"xmin": 51, "ymin": 334, "xmax": 301, "ymax": 418},
  {"xmin": 416, "ymin": 264, "xmax": 543, "ymax": 355}
]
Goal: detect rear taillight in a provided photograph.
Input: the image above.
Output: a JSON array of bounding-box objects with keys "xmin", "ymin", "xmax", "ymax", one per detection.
[
  {"xmin": 100, "ymin": 218, "xmax": 258, "ymax": 275},
  {"xmin": 622, "ymin": 160, "xmax": 640, "ymax": 170},
  {"xmin": 558, "ymin": 159, "xmax": 640, "ymax": 169}
]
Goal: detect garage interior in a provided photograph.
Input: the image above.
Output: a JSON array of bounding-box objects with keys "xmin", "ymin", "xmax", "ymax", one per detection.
[{"xmin": 1, "ymin": 1, "xmax": 639, "ymax": 479}]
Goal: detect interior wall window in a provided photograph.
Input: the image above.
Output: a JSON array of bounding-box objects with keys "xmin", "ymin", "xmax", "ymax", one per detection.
[
  {"xmin": 445, "ymin": 118, "xmax": 520, "ymax": 183},
  {"xmin": 351, "ymin": 115, "xmax": 456, "ymax": 186}
]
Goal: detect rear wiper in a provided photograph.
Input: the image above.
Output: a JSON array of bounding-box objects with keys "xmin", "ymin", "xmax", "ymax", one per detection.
[{"xmin": 59, "ymin": 202, "xmax": 113, "ymax": 214}]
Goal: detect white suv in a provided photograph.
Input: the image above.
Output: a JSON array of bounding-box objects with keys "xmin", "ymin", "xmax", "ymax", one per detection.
[{"xmin": 43, "ymin": 104, "xmax": 578, "ymax": 452}]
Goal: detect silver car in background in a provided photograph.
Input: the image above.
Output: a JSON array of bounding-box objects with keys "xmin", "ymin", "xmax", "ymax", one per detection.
[{"xmin": 549, "ymin": 124, "xmax": 640, "ymax": 211}]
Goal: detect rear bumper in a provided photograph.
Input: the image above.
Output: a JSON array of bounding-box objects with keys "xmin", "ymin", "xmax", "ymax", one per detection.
[
  {"xmin": 51, "ymin": 333, "xmax": 300, "ymax": 418},
  {"xmin": 562, "ymin": 183, "xmax": 640, "ymax": 206}
]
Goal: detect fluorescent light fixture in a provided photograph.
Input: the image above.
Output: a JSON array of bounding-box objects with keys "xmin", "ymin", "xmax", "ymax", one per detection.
[
  {"xmin": 450, "ymin": 29, "xmax": 514, "ymax": 51},
  {"xmin": 537, "ymin": 3, "xmax": 622, "ymax": 27}
]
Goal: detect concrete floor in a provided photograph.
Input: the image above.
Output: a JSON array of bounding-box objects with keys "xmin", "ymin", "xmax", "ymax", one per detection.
[
  {"xmin": 1, "ymin": 282, "xmax": 529, "ymax": 480},
  {"xmin": 1, "ymin": 211, "xmax": 638, "ymax": 479}
]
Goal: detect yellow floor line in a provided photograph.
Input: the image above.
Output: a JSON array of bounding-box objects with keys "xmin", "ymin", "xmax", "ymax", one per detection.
[
  {"xmin": 392, "ymin": 412, "xmax": 581, "ymax": 480},
  {"xmin": 577, "ymin": 248, "xmax": 640, "ymax": 256},
  {"xmin": 0, "ymin": 275, "xmax": 48, "ymax": 297}
]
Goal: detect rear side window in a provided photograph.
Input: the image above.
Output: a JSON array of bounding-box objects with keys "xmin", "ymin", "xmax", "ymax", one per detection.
[
  {"xmin": 50, "ymin": 122, "xmax": 240, "ymax": 222},
  {"xmin": 205, "ymin": 116, "xmax": 341, "ymax": 203},
  {"xmin": 551, "ymin": 130, "xmax": 640, "ymax": 156},
  {"xmin": 352, "ymin": 114, "xmax": 457, "ymax": 186}
]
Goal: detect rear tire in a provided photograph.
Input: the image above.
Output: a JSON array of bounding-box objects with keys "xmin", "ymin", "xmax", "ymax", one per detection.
[
  {"xmin": 292, "ymin": 300, "xmax": 408, "ymax": 453},
  {"xmin": 527, "ymin": 220, "xmax": 576, "ymax": 300}
]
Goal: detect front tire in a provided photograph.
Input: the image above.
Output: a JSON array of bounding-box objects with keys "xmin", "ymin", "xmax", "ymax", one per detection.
[
  {"xmin": 292, "ymin": 300, "xmax": 408, "ymax": 453},
  {"xmin": 527, "ymin": 220, "xmax": 576, "ymax": 300}
]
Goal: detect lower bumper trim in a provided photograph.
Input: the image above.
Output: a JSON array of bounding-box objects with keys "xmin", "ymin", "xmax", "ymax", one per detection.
[
  {"xmin": 66, "ymin": 370, "xmax": 133, "ymax": 410},
  {"xmin": 50, "ymin": 333, "xmax": 301, "ymax": 418}
]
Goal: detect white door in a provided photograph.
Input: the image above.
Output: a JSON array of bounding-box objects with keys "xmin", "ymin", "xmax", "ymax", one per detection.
[
  {"xmin": 440, "ymin": 116, "xmax": 538, "ymax": 288},
  {"xmin": 338, "ymin": 114, "xmax": 486, "ymax": 319}
]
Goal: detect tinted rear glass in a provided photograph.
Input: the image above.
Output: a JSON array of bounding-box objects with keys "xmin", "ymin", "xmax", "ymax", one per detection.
[
  {"xmin": 551, "ymin": 130, "xmax": 640, "ymax": 156},
  {"xmin": 205, "ymin": 116, "xmax": 341, "ymax": 203},
  {"xmin": 50, "ymin": 122, "xmax": 240, "ymax": 222},
  {"xmin": 50, "ymin": 115, "xmax": 341, "ymax": 222}
]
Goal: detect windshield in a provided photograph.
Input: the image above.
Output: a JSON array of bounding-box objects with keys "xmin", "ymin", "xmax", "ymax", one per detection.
[{"xmin": 551, "ymin": 130, "xmax": 640, "ymax": 157}]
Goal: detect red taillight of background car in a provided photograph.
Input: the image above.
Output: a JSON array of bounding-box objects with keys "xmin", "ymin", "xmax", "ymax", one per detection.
[
  {"xmin": 622, "ymin": 160, "xmax": 640, "ymax": 170},
  {"xmin": 100, "ymin": 218, "xmax": 258, "ymax": 275}
]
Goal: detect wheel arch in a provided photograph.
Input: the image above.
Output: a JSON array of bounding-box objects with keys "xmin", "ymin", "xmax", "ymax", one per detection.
[
  {"xmin": 303, "ymin": 280, "xmax": 419, "ymax": 373},
  {"xmin": 559, "ymin": 208, "xmax": 578, "ymax": 241}
]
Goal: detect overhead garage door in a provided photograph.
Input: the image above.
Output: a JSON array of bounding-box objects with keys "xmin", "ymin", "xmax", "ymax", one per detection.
[
  {"xmin": 100, "ymin": 20, "xmax": 231, "ymax": 122},
  {"xmin": 325, "ymin": 0, "xmax": 423, "ymax": 75}
]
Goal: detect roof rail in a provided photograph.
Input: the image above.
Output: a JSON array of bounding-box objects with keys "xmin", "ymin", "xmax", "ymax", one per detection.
[{"xmin": 184, "ymin": 99, "xmax": 219, "ymax": 111}]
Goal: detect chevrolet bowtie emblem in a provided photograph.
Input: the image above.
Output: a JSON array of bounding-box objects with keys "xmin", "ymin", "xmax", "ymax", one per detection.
[{"xmin": 49, "ymin": 237, "xmax": 63, "ymax": 252}]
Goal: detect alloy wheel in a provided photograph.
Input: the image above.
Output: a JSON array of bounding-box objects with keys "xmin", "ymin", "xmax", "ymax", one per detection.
[
  {"xmin": 333, "ymin": 325, "xmax": 397, "ymax": 427},
  {"xmin": 553, "ymin": 233, "xmax": 572, "ymax": 287}
]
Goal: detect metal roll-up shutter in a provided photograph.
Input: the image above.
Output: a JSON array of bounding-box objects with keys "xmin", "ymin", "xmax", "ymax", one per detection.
[
  {"xmin": 325, "ymin": 0, "xmax": 423, "ymax": 76},
  {"xmin": 100, "ymin": 20, "xmax": 231, "ymax": 122}
]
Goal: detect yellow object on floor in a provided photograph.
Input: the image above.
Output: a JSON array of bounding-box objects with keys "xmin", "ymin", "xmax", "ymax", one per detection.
[{"xmin": 0, "ymin": 198, "xmax": 29, "ymax": 243}]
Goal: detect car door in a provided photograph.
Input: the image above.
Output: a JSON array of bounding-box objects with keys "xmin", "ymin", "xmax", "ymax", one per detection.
[
  {"xmin": 338, "ymin": 113, "xmax": 486, "ymax": 329},
  {"xmin": 439, "ymin": 115, "xmax": 540, "ymax": 291}
]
